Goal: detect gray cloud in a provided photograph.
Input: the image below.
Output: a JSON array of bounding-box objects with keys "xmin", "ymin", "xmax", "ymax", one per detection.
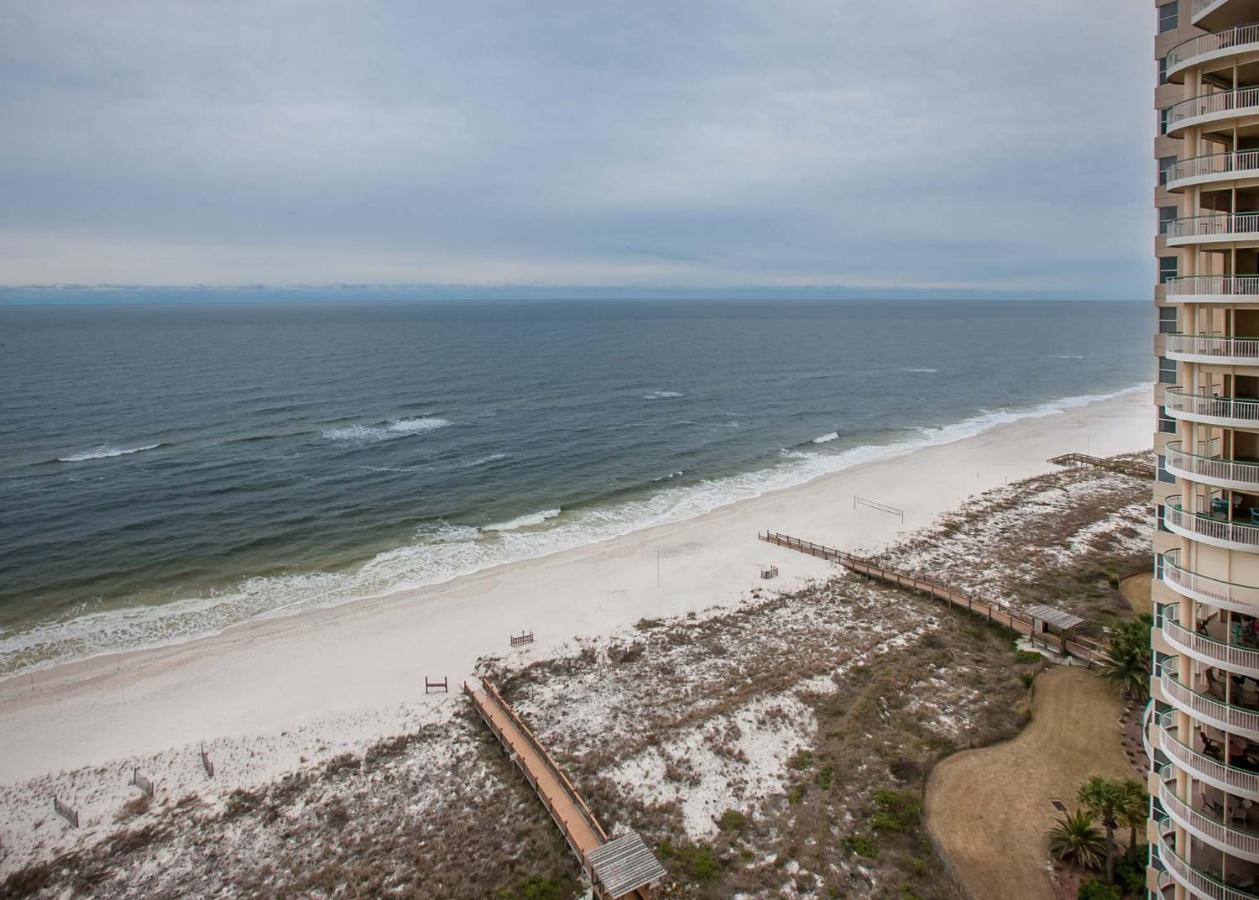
[{"xmin": 0, "ymin": 1, "xmax": 1152, "ymax": 295}]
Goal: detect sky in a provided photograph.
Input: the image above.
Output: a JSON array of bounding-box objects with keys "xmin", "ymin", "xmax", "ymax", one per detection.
[{"xmin": 0, "ymin": 1, "xmax": 1153, "ymax": 298}]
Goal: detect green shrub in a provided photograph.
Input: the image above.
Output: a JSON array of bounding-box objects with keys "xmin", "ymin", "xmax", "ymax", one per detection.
[
  {"xmin": 717, "ymin": 809, "xmax": 747, "ymax": 832},
  {"xmin": 788, "ymin": 749, "xmax": 814, "ymax": 770},
  {"xmin": 1077, "ymin": 878, "xmax": 1122, "ymax": 900},
  {"xmin": 658, "ymin": 841, "xmax": 722, "ymax": 883},
  {"xmin": 788, "ymin": 784, "xmax": 806, "ymax": 804},
  {"xmin": 496, "ymin": 876, "xmax": 579, "ymax": 900},
  {"xmin": 1014, "ymin": 649, "xmax": 1043, "ymax": 664},
  {"xmin": 816, "ymin": 765, "xmax": 834, "ymax": 790},
  {"xmin": 843, "ymin": 833, "xmax": 879, "ymax": 859},
  {"xmin": 870, "ymin": 789, "xmax": 922, "ymax": 833}
]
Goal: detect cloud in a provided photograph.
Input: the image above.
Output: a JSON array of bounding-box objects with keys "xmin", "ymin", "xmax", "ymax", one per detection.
[{"xmin": 0, "ymin": 1, "xmax": 1152, "ymax": 296}]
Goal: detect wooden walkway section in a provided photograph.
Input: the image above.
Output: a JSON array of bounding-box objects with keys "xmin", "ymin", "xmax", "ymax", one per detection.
[
  {"xmin": 465, "ymin": 679, "xmax": 665, "ymax": 899},
  {"xmin": 758, "ymin": 531, "xmax": 1108, "ymax": 665},
  {"xmin": 1047, "ymin": 452, "xmax": 1154, "ymax": 480}
]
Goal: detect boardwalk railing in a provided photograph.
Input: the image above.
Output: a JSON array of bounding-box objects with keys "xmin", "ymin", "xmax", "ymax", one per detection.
[
  {"xmin": 1047, "ymin": 453, "xmax": 1155, "ymax": 480},
  {"xmin": 757, "ymin": 531, "xmax": 1108, "ymax": 665}
]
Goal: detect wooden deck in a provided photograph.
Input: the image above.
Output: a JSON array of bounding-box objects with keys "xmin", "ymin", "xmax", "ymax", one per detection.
[
  {"xmin": 1047, "ymin": 452, "xmax": 1154, "ymax": 480},
  {"xmin": 758, "ymin": 531, "xmax": 1108, "ymax": 665},
  {"xmin": 464, "ymin": 679, "xmax": 664, "ymax": 899}
]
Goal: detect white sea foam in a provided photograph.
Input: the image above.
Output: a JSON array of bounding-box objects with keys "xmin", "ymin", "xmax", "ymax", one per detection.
[
  {"xmin": 903, "ymin": 367, "xmax": 938, "ymax": 374},
  {"xmin": 483, "ymin": 508, "xmax": 562, "ymax": 532},
  {"xmin": 57, "ymin": 443, "xmax": 162, "ymax": 463},
  {"xmin": 644, "ymin": 390, "xmax": 685, "ymax": 400},
  {"xmin": 322, "ymin": 417, "xmax": 450, "ymax": 443},
  {"xmin": 0, "ymin": 382, "xmax": 1149, "ymax": 677},
  {"xmin": 1054, "ymin": 355, "xmax": 1084, "ymax": 360},
  {"xmin": 812, "ymin": 432, "xmax": 840, "ymax": 444}
]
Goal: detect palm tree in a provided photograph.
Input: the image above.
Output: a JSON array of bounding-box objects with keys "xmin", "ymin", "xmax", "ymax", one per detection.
[
  {"xmin": 1117, "ymin": 780, "xmax": 1148, "ymax": 853},
  {"xmin": 1098, "ymin": 614, "xmax": 1153, "ymax": 701},
  {"xmin": 1078, "ymin": 776, "xmax": 1138, "ymax": 883},
  {"xmin": 1048, "ymin": 809, "xmax": 1106, "ymax": 872}
]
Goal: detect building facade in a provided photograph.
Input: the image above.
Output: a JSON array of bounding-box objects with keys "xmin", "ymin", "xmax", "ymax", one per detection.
[{"xmin": 1150, "ymin": 1, "xmax": 1259, "ymax": 897}]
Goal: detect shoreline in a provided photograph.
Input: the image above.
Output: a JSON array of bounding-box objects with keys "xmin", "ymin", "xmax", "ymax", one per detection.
[
  {"xmin": 0, "ymin": 381, "xmax": 1150, "ymax": 681},
  {"xmin": 0, "ymin": 385, "xmax": 1151, "ymax": 785}
]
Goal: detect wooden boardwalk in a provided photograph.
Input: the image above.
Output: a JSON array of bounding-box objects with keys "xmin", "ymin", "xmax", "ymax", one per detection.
[
  {"xmin": 1047, "ymin": 452, "xmax": 1154, "ymax": 480},
  {"xmin": 758, "ymin": 531, "xmax": 1108, "ymax": 665},
  {"xmin": 465, "ymin": 679, "xmax": 665, "ymax": 899}
]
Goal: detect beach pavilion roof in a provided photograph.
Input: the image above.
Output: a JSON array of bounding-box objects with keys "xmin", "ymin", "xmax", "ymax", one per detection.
[
  {"xmin": 1025, "ymin": 603, "xmax": 1084, "ymax": 632},
  {"xmin": 586, "ymin": 831, "xmax": 667, "ymax": 898}
]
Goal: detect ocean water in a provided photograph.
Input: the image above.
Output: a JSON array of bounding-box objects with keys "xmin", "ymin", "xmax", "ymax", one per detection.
[{"xmin": 0, "ymin": 299, "xmax": 1151, "ymax": 674}]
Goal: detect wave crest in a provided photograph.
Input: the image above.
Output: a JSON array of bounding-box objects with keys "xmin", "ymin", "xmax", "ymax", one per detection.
[
  {"xmin": 57, "ymin": 443, "xmax": 163, "ymax": 463},
  {"xmin": 644, "ymin": 390, "xmax": 684, "ymax": 400},
  {"xmin": 322, "ymin": 417, "xmax": 450, "ymax": 443},
  {"xmin": 483, "ymin": 508, "xmax": 562, "ymax": 532}
]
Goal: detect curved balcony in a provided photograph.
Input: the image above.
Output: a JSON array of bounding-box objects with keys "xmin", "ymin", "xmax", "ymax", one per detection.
[
  {"xmin": 1159, "ymin": 708, "xmax": 1259, "ymax": 801},
  {"xmin": 1164, "ymin": 498, "xmax": 1259, "ymax": 552},
  {"xmin": 1159, "ymin": 763, "xmax": 1259, "ymax": 861},
  {"xmin": 1166, "ymin": 442, "xmax": 1259, "ymax": 491},
  {"xmin": 1164, "ymin": 606, "xmax": 1259, "ymax": 678},
  {"xmin": 1156, "ymin": 816, "xmax": 1259, "ymax": 900},
  {"xmin": 1167, "ymin": 151, "xmax": 1259, "ymax": 191},
  {"xmin": 1167, "ymin": 213, "xmax": 1259, "ymax": 246},
  {"xmin": 1166, "ymin": 275, "xmax": 1259, "ymax": 304},
  {"xmin": 1166, "ymin": 334, "xmax": 1259, "ymax": 365},
  {"xmin": 1166, "ymin": 87, "xmax": 1259, "ymax": 137},
  {"xmin": 1165, "ymin": 389, "xmax": 1259, "ymax": 429},
  {"xmin": 1162, "ymin": 659, "xmax": 1259, "ymax": 740},
  {"xmin": 1167, "ymin": 24, "xmax": 1259, "ymax": 82},
  {"xmin": 1164, "ymin": 551, "xmax": 1259, "ymax": 617}
]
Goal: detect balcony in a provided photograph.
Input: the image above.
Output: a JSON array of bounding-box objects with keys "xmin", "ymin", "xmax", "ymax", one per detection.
[
  {"xmin": 1165, "ymin": 389, "xmax": 1259, "ymax": 429},
  {"xmin": 1155, "ymin": 816, "xmax": 1259, "ymax": 899},
  {"xmin": 1166, "ymin": 88, "xmax": 1259, "ymax": 137},
  {"xmin": 1166, "ymin": 334, "xmax": 1259, "ymax": 365},
  {"xmin": 1159, "ymin": 763, "xmax": 1259, "ymax": 861},
  {"xmin": 1167, "ymin": 24, "xmax": 1259, "ymax": 81},
  {"xmin": 1167, "ymin": 151, "xmax": 1259, "ymax": 191},
  {"xmin": 1166, "ymin": 276, "xmax": 1259, "ymax": 303},
  {"xmin": 1158, "ymin": 708, "xmax": 1259, "ymax": 801},
  {"xmin": 1163, "ymin": 606, "xmax": 1259, "ymax": 677},
  {"xmin": 1165, "ymin": 497, "xmax": 1259, "ymax": 552},
  {"xmin": 1161, "ymin": 660, "xmax": 1259, "ymax": 740},
  {"xmin": 1195, "ymin": 1, "xmax": 1259, "ymax": 30},
  {"xmin": 1163, "ymin": 550, "xmax": 1259, "ymax": 616},
  {"xmin": 1165, "ymin": 442, "xmax": 1259, "ymax": 491},
  {"xmin": 1167, "ymin": 212, "xmax": 1259, "ymax": 246}
]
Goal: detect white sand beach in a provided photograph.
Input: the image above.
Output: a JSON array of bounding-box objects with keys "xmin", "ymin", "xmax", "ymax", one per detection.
[{"xmin": 0, "ymin": 386, "xmax": 1150, "ymax": 795}]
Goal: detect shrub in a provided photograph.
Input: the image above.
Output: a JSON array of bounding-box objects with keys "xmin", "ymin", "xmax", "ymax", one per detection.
[
  {"xmin": 658, "ymin": 841, "xmax": 722, "ymax": 883},
  {"xmin": 788, "ymin": 749, "xmax": 814, "ymax": 770},
  {"xmin": 717, "ymin": 809, "xmax": 747, "ymax": 832},
  {"xmin": 1048, "ymin": 809, "xmax": 1105, "ymax": 871},
  {"xmin": 1013, "ymin": 649, "xmax": 1043, "ymax": 664},
  {"xmin": 497, "ymin": 876, "xmax": 580, "ymax": 900},
  {"xmin": 1077, "ymin": 878, "xmax": 1122, "ymax": 900},
  {"xmin": 870, "ymin": 789, "xmax": 922, "ymax": 833},
  {"xmin": 843, "ymin": 833, "xmax": 879, "ymax": 859},
  {"xmin": 816, "ymin": 765, "xmax": 834, "ymax": 790}
]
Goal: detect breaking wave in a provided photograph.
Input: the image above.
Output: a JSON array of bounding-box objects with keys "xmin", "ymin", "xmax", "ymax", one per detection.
[
  {"xmin": 322, "ymin": 417, "xmax": 451, "ymax": 443},
  {"xmin": 484, "ymin": 508, "xmax": 562, "ymax": 532},
  {"xmin": 56, "ymin": 443, "xmax": 163, "ymax": 463},
  {"xmin": 644, "ymin": 390, "xmax": 685, "ymax": 400}
]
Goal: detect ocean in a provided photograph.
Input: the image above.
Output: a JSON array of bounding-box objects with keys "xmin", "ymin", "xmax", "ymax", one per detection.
[{"xmin": 0, "ymin": 298, "xmax": 1151, "ymax": 675}]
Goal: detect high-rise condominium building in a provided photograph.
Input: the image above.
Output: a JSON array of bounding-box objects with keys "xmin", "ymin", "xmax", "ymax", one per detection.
[{"xmin": 1151, "ymin": 1, "xmax": 1259, "ymax": 896}]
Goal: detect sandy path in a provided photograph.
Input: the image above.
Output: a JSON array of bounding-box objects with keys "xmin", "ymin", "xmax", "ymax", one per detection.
[
  {"xmin": 0, "ymin": 387, "xmax": 1151, "ymax": 784},
  {"xmin": 924, "ymin": 667, "xmax": 1133, "ymax": 900}
]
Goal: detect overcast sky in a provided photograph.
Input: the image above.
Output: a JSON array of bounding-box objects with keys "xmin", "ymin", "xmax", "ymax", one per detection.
[{"xmin": 0, "ymin": 2, "xmax": 1152, "ymax": 297}]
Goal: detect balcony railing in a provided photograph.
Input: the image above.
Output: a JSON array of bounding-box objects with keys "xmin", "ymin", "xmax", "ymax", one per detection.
[
  {"xmin": 1163, "ymin": 550, "xmax": 1259, "ymax": 615},
  {"xmin": 1165, "ymin": 442, "xmax": 1259, "ymax": 489},
  {"xmin": 1159, "ymin": 763, "xmax": 1259, "ymax": 861},
  {"xmin": 1161, "ymin": 659, "xmax": 1259, "ymax": 738},
  {"xmin": 1155, "ymin": 816, "xmax": 1259, "ymax": 900},
  {"xmin": 1165, "ymin": 497, "xmax": 1259, "ymax": 550},
  {"xmin": 1167, "ymin": 150, "xmax": 1259, "ymax": 188},
  {"xmin": 1167, "ymin": 24, "xmax": 1259, "ymax": 73},
  {"xmin": 1158, "ymin": 708, "xmax": 1259, "ymax": 800},
  {"xmin": 1167, "ymin": 212, "xmax": 1259, "ymax": 241},
  {"xmin": 1166, "ymin": 334, "xmax": 1259, "ymax": 362},
  {"xmin": 1163, "ymin": 605, "xmax": 1259, "ymax": 675},
  {"xmin": 1166, "ymin": 275, "xmax": 1259, "ymax": 300},
  {"xmin": 1166, "ymin": 87, "xmax": 1259, "ymax": 134},
  {"xmin": 1165, "ymin": 388, "xmax": 1259, "ymax": 425}
]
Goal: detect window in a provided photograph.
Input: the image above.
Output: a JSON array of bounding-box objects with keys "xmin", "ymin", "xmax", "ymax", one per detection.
[
  {"xmin": 1159, "ymin": 206, "xmax": 1178, "ymax": 234},
  {"xmin": 1159, "ymin": 256, "xmax": 1178, "ymax": 283},
  {"xmin": 1158, "ymin": 306, "xmax": 1178, "ymax": 333},
  {"xmin": 1158, "ymin": 503, "xmax": 1169, "ymax": 531},
  {"xmin": 1159, "ymin": 156, "xmax": 1177, "ymax": 186},
  {"xmin": 1158, "ymin": 406, "xmax": 1177, "ymax": 433},
  {"xmin": 1158, "ymin": 1, "xmax": 1178, "ymax": 34},
  {"xmin": 1160, "ymin": 107, "xmax": 1173, "ymax": 135},
  {"xmin": 1157, "ymin": 455, "xmax": 1177, "ymax": 484},
  {"xmin": 1159, "ymin": 57, "xmax": 1169, "ymax": 85},
  {"xmin": 1159, "ymin": 356, "xmax": 1177, "ymax": 384}
]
